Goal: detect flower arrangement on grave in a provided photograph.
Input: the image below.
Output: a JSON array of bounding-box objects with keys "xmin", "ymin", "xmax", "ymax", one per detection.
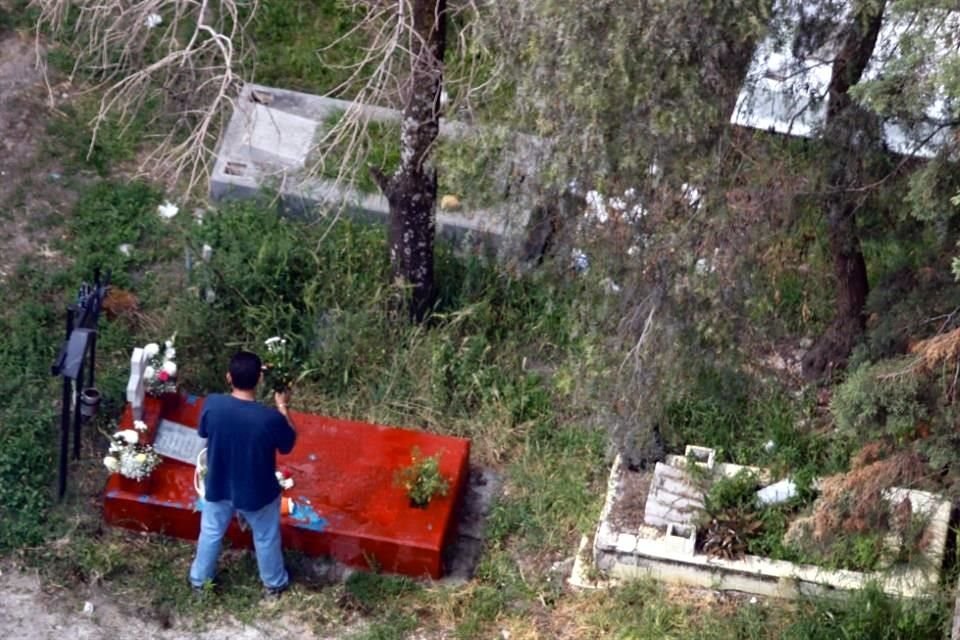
[
  {"xmin": 143, "ymin": 336, "xmax": 177, "ymax": 396},
  {"xmin": 275, "ymin": 466, "xmax": 295, "ymax": 490},
  {"xmin": 103, "ymin": 420, "xmax": 162, "ymax": 481},
  {"xmin": 262, "ymin": 336, "xmax": 297, "ymax": 392},
  {"xmin": 394, "ymin": 447, "xmax": 449, "ymax": 508}
]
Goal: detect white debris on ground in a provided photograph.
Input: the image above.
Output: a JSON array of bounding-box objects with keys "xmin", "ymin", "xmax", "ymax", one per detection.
[{"xmin": 157, "ymin": 201, "xmax": 179, "ymax": 219}]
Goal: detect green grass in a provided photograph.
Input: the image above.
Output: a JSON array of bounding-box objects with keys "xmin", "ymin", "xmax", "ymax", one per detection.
[
  {"xmin": 45, "ymin": 99, "xmax": 152, "ymax": 176},
  {"xmin": 662, "ymin": 365, "xmax": 853, "ymax": 478},
  {"xmin": 248, "ymin": 0, "xmax": 365, "ymax": 95},
  {"xmin": 581, "ymin": 579, "xmax": 950, "ymax": 640}
]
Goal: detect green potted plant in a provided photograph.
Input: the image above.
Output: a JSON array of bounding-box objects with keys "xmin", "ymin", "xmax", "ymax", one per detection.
[{"xmin": 394, "ymin": 447, "xmax": 450, "ymax": 508}]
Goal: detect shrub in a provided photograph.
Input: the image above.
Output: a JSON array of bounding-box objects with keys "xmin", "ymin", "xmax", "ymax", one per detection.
[{"xmin": 831, "ymin": 359, "xmax": 927, "ymax": 442}]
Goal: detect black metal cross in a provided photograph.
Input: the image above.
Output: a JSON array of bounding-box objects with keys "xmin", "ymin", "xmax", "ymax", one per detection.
[{"xmin": 51, "ymin": 269, "xmax": 111, "ymax": 500}]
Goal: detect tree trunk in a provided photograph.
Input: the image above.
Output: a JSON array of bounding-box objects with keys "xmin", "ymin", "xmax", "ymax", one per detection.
[
  {"xmin": 802, "ymin": 0, "xmax": 885, "ymax": 380},
  {"xmin": 372, "ymin": 0, "xmax": 446, "ymax": 323}
]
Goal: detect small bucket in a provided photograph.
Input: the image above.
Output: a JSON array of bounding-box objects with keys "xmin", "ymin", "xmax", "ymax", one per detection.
[{"xmin": 79, "ymin": 387, "xmax": 101, "ymax": 418}]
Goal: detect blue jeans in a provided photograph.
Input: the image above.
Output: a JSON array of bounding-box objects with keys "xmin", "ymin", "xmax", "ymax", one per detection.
[{"xmin": 189, "ymin": 495, "xmax": 288, "ymax": 590}]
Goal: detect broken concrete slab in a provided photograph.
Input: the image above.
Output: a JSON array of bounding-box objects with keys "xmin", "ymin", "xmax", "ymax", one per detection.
[{"xmin": 642, "ymin": 462, "xmax": 706, "ymax": 528}]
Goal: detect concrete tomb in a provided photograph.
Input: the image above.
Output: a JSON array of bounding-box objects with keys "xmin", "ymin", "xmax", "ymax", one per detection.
[
  {"xmin": 574, "ymin": 447, "xmax": 952, "ymax": 599},
  {"xmin": 211, "ymin": 84, "xmax": 545, "ymax": 257}
]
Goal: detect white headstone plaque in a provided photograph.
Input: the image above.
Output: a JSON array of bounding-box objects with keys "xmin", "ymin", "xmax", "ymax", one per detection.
[{"xmin": 153, "ymin": 419, "xmax": 207, "ymax": 465}]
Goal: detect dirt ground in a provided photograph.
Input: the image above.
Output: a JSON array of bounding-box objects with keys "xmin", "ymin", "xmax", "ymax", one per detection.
[
  {"xmin": 0, "ymin": 562, "xmax": 345, "ymax": 640},
  {"xmin": 0, "ymin": 30, "xmax": 73, "ymax": 283}
]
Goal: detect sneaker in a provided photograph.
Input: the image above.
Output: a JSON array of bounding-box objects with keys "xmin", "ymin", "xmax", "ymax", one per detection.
[{"xmin": 262, "ymin": 583, "xmax": 289, "ymax": 600}]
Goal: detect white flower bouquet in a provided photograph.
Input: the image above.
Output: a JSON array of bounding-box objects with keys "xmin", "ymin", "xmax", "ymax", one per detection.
[
  {"xmin": 143, "ymin": 335, "xmax": 178, "ymax": 396},
  {"xmin": 103, "ymin": 420, "xmax": 162, "ymax": 481},
  {"xmin": 262, "ymin": 336, "xmax": 298, "ymax": 393}
]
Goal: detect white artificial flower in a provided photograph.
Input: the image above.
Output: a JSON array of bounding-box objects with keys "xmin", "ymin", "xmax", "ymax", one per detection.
[
  {"xmin": 115, "ymin": 429, "xmax": 139, "ymax": 444},
  {"xmin": 265, "ymin": 336, "xmax": 282, "ymax": 347},
  {"xmin": 681, "ymin": 183, "xmax": 702, "ymax": 209},
  {"xmin": 571, "ymin": 248, "xmax": 589, "ymax": 273},
  {"xmin": 103, "ymin": 456, "xmax": 119, "ymax": 472},
  {"xmin": 144, "ymin": 343, "xmax": 160, "ymax": 357},
  {"xmin": 275, "ymin": 471, "xmax": 284, "ymax": 482},
  {"xmin": 584, "ymin": 190, "xmax": 607, "ymax": 223},
  {"xmin": 144, "ymin": 365, "xmax": 156, "ymax": 380},
  {"xmin": 162, "ymin": 360, "xmax": 177, "ymax": 376},
  {"xmin": 133, "ymin": 420, "xmax": 148, "ymax": 432},
  {"xmin": 281, "ymin": 478, "xmax": 295, "ymax": 490},
  {"xmin": 628, "ymin": 203, "xmax": 648, "ymax": 221},
  {"xmin": 135, "ymin": 453, "xmax": 148, "ymax": 463},
  {"xmin": 600, "ymin": 277, "xmax": 622, "ymax": 295},
  {"xmin": 144, "ymin": 13, "xmax": 162, "ymax": 29},
  {"xmin": 157, "ymin": 201, "xmax": 179, "ymax": 219},
  {"xmin": 118, "ymin": 244, "xmax": 132, "ymax": 256},
  {"xmin": 164, "ymin": 347, "xmax": 176, "ymax": 360},
  {"xmin": 165, "ymin": 339, "xmax": 174, "ymax": 349}
]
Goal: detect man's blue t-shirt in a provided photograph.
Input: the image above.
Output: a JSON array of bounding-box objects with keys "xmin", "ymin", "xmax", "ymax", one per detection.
[{"xmin": 199, "ymin": 394, "xmax": 296, "ymax": 512}]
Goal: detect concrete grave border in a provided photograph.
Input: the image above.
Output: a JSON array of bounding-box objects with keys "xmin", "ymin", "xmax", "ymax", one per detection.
[{"xmin": 573, "ymin": 452, "xmax": 953, "ymax": 600}]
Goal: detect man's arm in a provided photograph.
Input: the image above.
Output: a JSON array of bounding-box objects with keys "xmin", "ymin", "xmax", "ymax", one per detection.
[
  {"xmin": 274, "ymin": 390, "xmax": 297, "ymax": 454},
  {"xmin": 198, "ymin": 403, "xmax": 211, "ymax": 438}
]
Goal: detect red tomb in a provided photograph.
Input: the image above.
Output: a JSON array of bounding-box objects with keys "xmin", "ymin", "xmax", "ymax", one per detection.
[{"xmin": 102, "ymin": 394, "xmax": 470, "ymax": 578}]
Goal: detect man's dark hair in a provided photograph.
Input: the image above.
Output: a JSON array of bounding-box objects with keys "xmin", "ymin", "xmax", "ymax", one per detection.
[{"xmin": 229, "ymin": 351, "xmax": 262, "ymax": 390}]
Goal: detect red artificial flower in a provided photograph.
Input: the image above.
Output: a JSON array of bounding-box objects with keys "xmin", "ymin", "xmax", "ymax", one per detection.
[{"xmin": 157, "ymin": 371, "xmax": 170, "ymax": 382}]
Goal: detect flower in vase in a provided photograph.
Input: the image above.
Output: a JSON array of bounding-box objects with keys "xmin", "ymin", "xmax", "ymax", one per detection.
[
  {"xmin": 115, "ymin": 429, "xmax": 139, "ymax": 444},
  {"xmin": 143, "ymin": 335, "xmax": 178, "ymax": 396}
]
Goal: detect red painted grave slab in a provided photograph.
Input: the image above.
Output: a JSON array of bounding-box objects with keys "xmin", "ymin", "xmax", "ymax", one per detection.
[{"xmin": 103, "ymin": 395, "xmax": 470, "ymax": 578}]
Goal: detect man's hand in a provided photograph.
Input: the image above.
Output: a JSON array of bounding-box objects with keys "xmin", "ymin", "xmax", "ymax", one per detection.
[
  {"xmin": 274, "ymin": 389, "xmax": 297, "ymax": 437},
  {"xmin": 274, "ymin": 389, "xmax": 292, "ymax": 414}
]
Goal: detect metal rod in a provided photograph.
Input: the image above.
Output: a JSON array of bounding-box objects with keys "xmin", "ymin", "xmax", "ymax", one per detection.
[
  {"xmin": 73, "ymin": 359, "xmax": 84, "ymax": 461},
  {"xmin": 57, "ymin": 307, "xmax": 75, "ymax": 501},
  {"xmin": 88, "ymin": 331, "xmax": 97, "ymax": 388}
]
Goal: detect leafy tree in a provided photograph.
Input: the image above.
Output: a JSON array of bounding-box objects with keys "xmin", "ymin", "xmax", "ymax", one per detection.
[{"xmin": 490, "ymin": 0, "xmax": 960, "ymax": 379}]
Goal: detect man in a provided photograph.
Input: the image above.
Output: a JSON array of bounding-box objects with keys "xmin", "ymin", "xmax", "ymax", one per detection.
[{"xmin": 189, "ymin": 351, "xmax": 297, "ymax": 597}]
